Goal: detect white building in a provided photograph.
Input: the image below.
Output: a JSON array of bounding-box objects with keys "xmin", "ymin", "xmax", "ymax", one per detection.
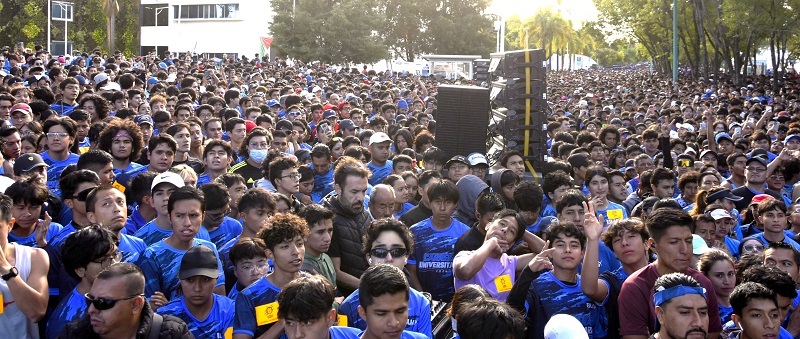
[
  {"xmin": 139, "ymin": 0, "xmax": 274, "ymax": 59},
  {"xmin": 547, "ymin": 54, "xmax": 598, "ymax": 70}
]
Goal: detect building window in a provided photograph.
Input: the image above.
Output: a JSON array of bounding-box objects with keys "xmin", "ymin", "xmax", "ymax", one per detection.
[
  {"xmin": 173, "ymin": 4, "xmax": 239, "ymax": 19},
  {"xmin": 142, "ymin": 4, "xmax": 169, "ymax": 26}
]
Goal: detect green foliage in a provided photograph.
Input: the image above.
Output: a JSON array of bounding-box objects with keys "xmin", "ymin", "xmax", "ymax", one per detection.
[
  {"xmin": 271, "ymin": 0, "xmax": 494, "ymax": 64},
  {"xmin": 0, "ymin": 0, "xmax": 138, "ymax": 56}
]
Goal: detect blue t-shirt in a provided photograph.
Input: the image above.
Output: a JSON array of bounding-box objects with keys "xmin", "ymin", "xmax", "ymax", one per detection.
[
  {"xmin": 40, "ymin": 151, "xmax": 80, "ymax": 198},
  {"xmin": 334, "ymin": 329, "xmax": 427, "ymax": 339},
  {"xmin": 719, "ymin": 304, "xmax": 733, "ymax": 325},
  {"xmin": 367, "ymin": 160, "xmax": 393, "ymax": 186},
  {"xmin": 46, "ymin": 287, "xmax": 87, "ymax": 339},
  {"xmin": 311, "ymin": 167, "xmax": 334, "ymax": 203},
  {"xmin": 579, "ymin": 242, "xmax": 622, "ymax": 276},
  {"xmin": 408, "ymin": 217, "xmax": 470, "ymax": 301},
  {"xmin": 112, "ymin": 161, "xmax": 145, "ymax": 177},
  {"xmin": 526, "ymin": 271, "xmax": 607, "ymax": 338},
  {"xmin": 123, "ymin": 208, "xmax": 150, "ymax": 236},
  {"xmin": 113, "ymin": 165, "xmax": 150, "ymax": 191},
  {"xmin": 233, "ymin": 275, "xmax": 283, "ymax": 338},
  {"xmin": 119, "ymin": 233, "xmax": 147, "ymax": 263},
  {"xmin": 49, "ymin": 221, "xmax": 78, "ymax": 249},
  {"xmin": 50, "ymin": 102, "xmax": 78, "ymax": 116},
  {"xmin": 392, "ymin": 203, "xmax": 414, "ymax": 219},
  {"xmin": 747, "ymin": 233, "xmax": 800, "ymax": 252},
  {"xmin": 134, "ymin": 218, "xmax": 212, "ymax": 246},
  {"xmin": 338, "ymin": 288, "xmax": 432, "ymax": 337},
  {"xmin": 137, "ymin": 238, "xmax": 225, "ymax": 300},
  {"xmin": 596, "ymin": 201, "xmax": 629, "ymax": 228},
  {"xmin": 205, "ymin": 217, "xmax": 243, "ymax": 249},
  {"xmin": 8, "ymin": 221, "xmax": 64, "ymax": 247},
  {"xmin": 157, "ymin": 294, "xmax": 235, "ymax": 339},
  {"xmin": 722, "ymin": 236, "xmax": 740, "ymax": 260},
  {"xmin": 541, "ymin": 204, "xmax": 557, "ymax": 218},
  {"xmin": 327, "ymin": 327, "xmax": 362, "ymax": 338},
  {"xmin": 196, "ymin": 173, "xmax": 212, "ymax": 187}
]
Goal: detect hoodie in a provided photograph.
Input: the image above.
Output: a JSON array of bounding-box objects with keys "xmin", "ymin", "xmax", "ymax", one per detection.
[
  {"xmin": 491, "ymin": 168, "xmax": 517, "ymax": 209},
  {"xmin": 453, "ymin": 175, "xmax": 489, "ymax": 226}
]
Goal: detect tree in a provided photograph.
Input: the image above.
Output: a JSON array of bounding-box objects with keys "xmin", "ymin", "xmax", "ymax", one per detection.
[
  {"xmin": 270, "ymin": 0, "xmax": 388, "ymax": 65},
  {"xmin": 423, "ymin": 0, "xmax": 495, "ymax": 57}
]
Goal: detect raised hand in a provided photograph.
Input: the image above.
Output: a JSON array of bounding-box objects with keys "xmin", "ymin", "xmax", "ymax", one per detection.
[
  {"xmin": 528, "ymin": 240, "xmax": 555, "ymax": 273},
  {"xmin": 583, "ymin": 201, "xmax": 605, "ymax": 241},
  {"xmin": 35, "ymin": 211, "xmax": 51, "ymax": 248}
]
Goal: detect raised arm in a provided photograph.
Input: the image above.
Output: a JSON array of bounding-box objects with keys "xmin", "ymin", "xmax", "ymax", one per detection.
[{"xmin": 579, "ymin": 201, "xmax": 609, "ymax": 303}]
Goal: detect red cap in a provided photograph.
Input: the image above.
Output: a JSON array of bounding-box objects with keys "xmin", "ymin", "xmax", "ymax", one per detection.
[
  {"xmin": 750, "ymin": 194, "xmax": 775, "ymax": 205},
  {"xmin": 323, "ymin": 104, "xmax": 336, "ymax": 111},
  {"xmin": 245, "ymin": 120, "xmax": 257, "ymax": 134}
]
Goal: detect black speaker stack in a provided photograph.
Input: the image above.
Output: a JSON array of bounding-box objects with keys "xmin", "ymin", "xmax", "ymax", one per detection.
[
  {"xmin": 434, "ymin": 85, "xmax": 490, "ymax": 160},
  {"xmin": 486, "ymin": 49, "xmax": 550, "ymax": 176}
]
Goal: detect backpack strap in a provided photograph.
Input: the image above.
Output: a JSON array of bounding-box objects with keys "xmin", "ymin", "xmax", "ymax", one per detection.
[{"xmin": 149, "ymin": 313, "xmax": 163, "ymax": 339}]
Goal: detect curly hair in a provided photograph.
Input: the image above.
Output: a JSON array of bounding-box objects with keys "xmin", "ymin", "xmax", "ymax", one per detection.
[
  {"xmin": 96, "ymin": 118, "xmax": 144, "ymax": 162},
  {"xmin": 257, "ymin": 213, "xmax": 309, "ymax": 250}
]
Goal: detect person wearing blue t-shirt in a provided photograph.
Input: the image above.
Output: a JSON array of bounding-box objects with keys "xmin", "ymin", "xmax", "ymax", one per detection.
[
  {"xmin": 49, "ymin": 170, "xmax": 101, "ymax": 250},
  {"xmin": 157, "ymin": 245, "xmax": 235, "ymax": 339},
  {"xmin": 138, "ymin": 186, "xmax": 226, "ymax": 308},
  {"xmin": 747, "ymin": 199, "xmax": 800, "ymax": 251},
  {"xmin": 96, "ymin": 119, "xmax": 146, "ymax": 179},
  {"xmin": 367, "ymin": 132, "xmax": 393, "ymax": 186},
  {"xmin": 340, "ymin": 265, "xmax": 427, "ymax": 339},
  {"xmin": 408, "ymin": 180, "xmax": 470, "ymax": 302},
  {"xmin": 5, "ymin": 177, "xmax": 64, "ymax": 248},
  {"xmin": 233, "ymin": 213, "xmax": 310, "ymax": 339},
  {"xmin": 578, "ymin": 208, "xmax": 651, "ymax": 339},
  {"xmin": 47, "ymin": 225, "xmax": 120, "ymax": 339},
  {"xmin": 585, "ymin": 167, "xmax": 630, "ymax": 228},
  {"xmin": 219, "ymin": 188, "xmax": 276, "ymax": 294},
  {"xmin": 541, "ymin": 171, "xmax": 572, "ymax": 218},
  {"xmin": 134, "ymin": 172, "xmax": 212, "ymax": 246},
  {"xmin": 196, "ymin": 140, "xmax": 235, "ymax": 188},
  {"xmin": 338, "ymin": 218, "xmax": 432, "ymax": 337},
  {"xmin": 507, "ymin": 223, "xmax": 608, "ymax": 339},
  {"xmin": 310, "ymin": 148, "xmax": 335, "ymax": 203},
  {"xmin": 708, "ymin": 208, "xmax": 741, "ymax": 259},
  {"xmin": 121, "ymin": 171, "xmax": 158, "ymax": 236},
  {"xmin": 85, "ymin": 186, "xmax": 147, "ymax": 263},
  {"xmin": 199, "ymin": 183, "xmax": 243, "ymax": 249},
  {"xmin": 50, "ymin": 78, "xmax": 80, "ymax": 115},
  {"xmin": 41, "ymin": 117, "xmax": 82, "ymax": 198},
  {"xmin": 276, "ymin": 274, "xmax": 362, "ymax": 339},
  {"xmin": 555, "ymin": 190, "xmax": 622, "ymax": 275}
]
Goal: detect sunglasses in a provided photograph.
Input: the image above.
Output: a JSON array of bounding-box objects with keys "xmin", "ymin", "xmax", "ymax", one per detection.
[
  {"xmin": 84, "ymin": 293, "xmax": 143, "ymax": 311},
  {"xmin": 743, "ymin": 244, "xmax": 765, "ymax": 252},
  {"xmin": 74, "ymin": 187, "xmax": 96, "ymax": 201},
  {"xmin": 370, "ymin": 247, "xmax": 407, "ymax": 259}
]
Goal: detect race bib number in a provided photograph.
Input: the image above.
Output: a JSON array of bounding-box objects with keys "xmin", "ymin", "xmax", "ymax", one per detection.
[
  {"xmin": 255, "ymin": 302, "xmax": 279, "ymax": 326},
  {"xmin": 494, "ymin": 274, "xmax": 513, "ymax": 293},
  {"xmin": 337, "ymin": 314, "xmax": 348, "ymax": 326},
  {"xmin": 112, "ymin": 181, "xmax": 126, "ymax": 193},
  {"xmin": 607, "ymin": 209, "xmax": 623, "ymax": 220}
]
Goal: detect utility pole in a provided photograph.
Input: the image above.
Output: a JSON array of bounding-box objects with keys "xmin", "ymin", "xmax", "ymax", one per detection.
[{"xmin": 525, "ymin": 28, "xmax": 529, "ymax": 50}]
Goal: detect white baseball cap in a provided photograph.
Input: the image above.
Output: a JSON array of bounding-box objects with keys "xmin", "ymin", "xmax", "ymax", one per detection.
[
  {"xmin": 151, "ymin": 172, "xmax": 185, "ymax": 191},
  {"xmin": 369, "ymin": 132, "xmax": 392, "ymax": 145}
]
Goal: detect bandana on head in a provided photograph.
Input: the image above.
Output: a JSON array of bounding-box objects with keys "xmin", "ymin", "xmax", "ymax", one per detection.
[
  {"xmin": 653, "ymin": 285, "xmax": 706, "ymax": 306},
  {"xmin": 113, "ymin": 130, "xmax": 132, "ymax": 142}
]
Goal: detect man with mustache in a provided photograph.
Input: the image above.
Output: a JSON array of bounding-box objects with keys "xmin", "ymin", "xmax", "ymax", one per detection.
[{"xmin": 652, "ymin": 273, "xmax": 710, "ymax": 339}]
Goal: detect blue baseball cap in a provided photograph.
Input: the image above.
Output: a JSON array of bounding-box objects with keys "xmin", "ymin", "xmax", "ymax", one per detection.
[
  {"xmin": 322, "ymin": 109, "xmax": 337, "ymax": 119},
  {"xmin": 134, "ymin": 114, "xmax": 154, "ymax": 126},
  {"xmin": 266, "ymin": 99, "xmax": 281, "ymax": 107},
  {"xmin": 785, "ymin": 135, "xmax": 800, "ymax": 144},
  {"xmin": 715, "ymin": 132, "xmax": 733, "ymax": 144}
]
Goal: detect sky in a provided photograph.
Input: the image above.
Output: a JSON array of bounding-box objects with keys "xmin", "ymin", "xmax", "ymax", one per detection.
[{"xmin": 488, "ymin": 0, "xmax": 599, "ymax": 27}]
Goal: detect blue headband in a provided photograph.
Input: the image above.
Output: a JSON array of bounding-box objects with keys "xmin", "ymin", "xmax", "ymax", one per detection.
[{"xmin": 653, "ymin": 285, "xmax": 706, "ymax": 306}]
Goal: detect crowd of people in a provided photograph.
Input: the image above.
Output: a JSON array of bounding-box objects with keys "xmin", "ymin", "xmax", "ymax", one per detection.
[{"xmin": 0, "ymin": 43, "xmax": 798, "ymax": 339}]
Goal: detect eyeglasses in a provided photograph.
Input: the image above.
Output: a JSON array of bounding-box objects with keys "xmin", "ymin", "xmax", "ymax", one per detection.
[
  {"xmin": 370, "ymin": 248, "xmax": 407, "ymax": 259},
  {"xmin": 281, "ymin": 172, "xmax": 301, "ymax": 181},
  {"xmin": 237, "ymin": 263, "xmax": 269, "ymax": 273},
  {"xmin": 770, "ymin": 175, "xmax": 785, "ymax": 180},
  {"xmin": 84, "ymin": 293, "xmax": 143, "ymax": 311},
  {"xmin": 91, "ymin": 250, "xmax": 121, "ymax": 266},
  {"xmin": 46, "ymin": 132, "xmax": 69, "ymax": 139},
  {"xmin": 249, "ymin": 142, "xmax": 268, "ymax": 150},
  {"xmin": 746, "ymin": 167, "xmax": 766, "ymax": 173},
  {"xmin": 743, "ymin": 244, "xmax": 765, "ymax": 252},
  {"xmin": 205, "ymin": 208, "xmax": 230, "ymax": 220},
  {"xmin": 288, "ymin": 112, "xmax": 302, "ymax": 117}
]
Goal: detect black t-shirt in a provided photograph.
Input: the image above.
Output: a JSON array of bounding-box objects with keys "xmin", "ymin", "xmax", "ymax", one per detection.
[
  {"xmin": 172, "ymin": 156, "xmax": 205, "ymax": 175},
  {"xmin": 399, "ymin": 202, "xmax": 432, "ymax": 227},
  {"xmin": 230, "ymin": 160, "xmax": 263, "ymax": 188},
  {"xmin": 730, "ymin": 186, "xmax": 783, "ymax": 211},
  {"xmin": 454, "ymin": 224, "xmax": 485, "ymax": 255}
]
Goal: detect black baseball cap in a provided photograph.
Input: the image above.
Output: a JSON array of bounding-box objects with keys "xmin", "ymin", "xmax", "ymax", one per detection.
[
  {"xmin": 446, "ymin": 155, "xmax": 469, "ymax": 168},
  {"xmin": 178, "ymin": 245, "xmax": 220, "ymax": 280},
  {"xmin": 13, "ymin": 153, "xmax": 48, "ymax": 176}
]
